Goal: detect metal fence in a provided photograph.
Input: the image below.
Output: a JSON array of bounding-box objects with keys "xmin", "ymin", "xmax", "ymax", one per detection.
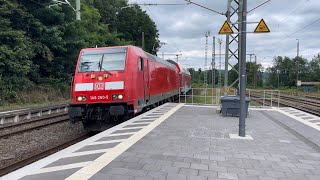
[
  {"xmin": 246, "ymin": 89, "xmax": 280, "ymax": 108},
  {"xmin": 178, "ymin": 88, "xmax": 236, "ymax": 105},
  {"xmin": 178, "ymin": 88, "xmax": 280, "ymax": 107}
]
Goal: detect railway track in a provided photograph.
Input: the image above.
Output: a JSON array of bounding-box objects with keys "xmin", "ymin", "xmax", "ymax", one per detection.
[
  {"xmin": 276, "ymin": 93, "xmax": 320, "ymax": 108},
  {"xmin": 304, "ymin": 95, "xmax": 320, "ymax": 101},
  {"xmin": 0, "ymin": 113, "xmax": 69, "ymax": 139},
  {"xmin": 249, "ymin": 93, "xmax": 320, "ymax": 116},
  {"xmin": 0, "ymin": 133, "xmax": 90, "ymax": 177}
]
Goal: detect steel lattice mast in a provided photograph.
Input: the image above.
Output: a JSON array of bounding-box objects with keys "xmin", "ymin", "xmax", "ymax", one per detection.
[{"xmin": 224, "ymin": 0, "xmax": 240, "ymax": 95}]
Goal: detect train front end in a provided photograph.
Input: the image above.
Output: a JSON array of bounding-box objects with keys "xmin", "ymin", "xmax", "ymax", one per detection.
[{"xmin": 69, "ymin": 47, "xmax": 134, "ymax": 131}]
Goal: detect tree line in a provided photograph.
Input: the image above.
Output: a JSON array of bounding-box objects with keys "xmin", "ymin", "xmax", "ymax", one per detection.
[
  {"xmin": 0, "ymin": 0, "xmax": 159, "ymax": 104},
  {"xmin": 266, "ymin": 55, "xmax": 320, "ymax": 88},
  {"xmin": 187, "ymin": 54, "xmax": 320, "ymax": 89},
  {"xmin": 187, "ymin": 61, "xmax": 264, "ymax": 89}
]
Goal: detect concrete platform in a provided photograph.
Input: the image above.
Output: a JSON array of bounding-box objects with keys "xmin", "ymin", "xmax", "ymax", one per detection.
[{"xmin": 3, "ymin": 103, "xmax": 320, "ymax": 180}]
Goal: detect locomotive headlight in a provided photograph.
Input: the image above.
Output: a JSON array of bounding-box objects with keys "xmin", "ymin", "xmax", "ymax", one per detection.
[
  {"xmin": 118, "ymin": 94, "xmax": 123, "ymax": 99},
  {"xmin": 76, "ymin": 96, "xmax": 86, "ymax": 102},
  {"xmin": 112, "ymin": 94, "xmax": 123, "ymax": 100},
  {"xmin": 97, "ymin": 76, "xmax": 103, "ymax": 81},
  {"xmin": 77, "ymin": 96, "xmax": 83, "ymax": 101},
  {"xmin": 112, "ymin": 94, "xmax": 118, "ymax": 100}
]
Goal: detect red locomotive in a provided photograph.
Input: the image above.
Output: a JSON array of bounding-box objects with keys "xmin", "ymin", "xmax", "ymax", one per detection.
[{"xmin": 69, "ymin": 45, "xmax": 191, "ymax": 131}]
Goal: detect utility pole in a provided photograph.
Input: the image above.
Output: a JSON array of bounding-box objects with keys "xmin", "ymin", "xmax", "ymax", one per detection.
[
  {"xmin": 142, "ymin": 32, "xmax": 145, "ymax": 50},
  {"xmin": 204, "ymin": 31, "xmax": 210, "ymax": 87},
  {"xmin": 218, "ymin": 38, "xmax": 222, "ymax": 89},
  {"xmin": 277, "ymin": 68, "xmax": 280, "ymax": 88},
  {"xmin": 297, "ymin": 39, "xmax": 300, "ymax": 82},
  {"xmin": 248, "ymin": 53, "xmax": 255, "ymax": 87},
  {"xmin": 176, "ymin": 55, "xmax": 179, "ymax": 64},
  {"xmin": 224, "ymin": 0, "xmax": 230, "ymax": 96},
  {"xmin": 76, "ymin": 0, "xmax": 80, "ymax": 20},
  {"xmin": 239, "ymin": 0, "xmax": 247, "ymax": 137},
  {"xmin": 296, "ymin": 39, "xmax": 300, "ymax": 57},
  {"xmin": 212, "ymin": 36, "xmax": 216, "ymax": 88},
  {"xmin": 254, "ymin": 55, "xmax": 257, "ymax": 89},
  {"xmin": 224, "ymin": 0, "xmax": 239, "ymax": 96},
  {"xmin": 296, "ymin": 39, "xmax": 299, "ymax": 89},
  {"xmin": 49, "ymin": 0, "xmax": 81, "ymax": 20}
]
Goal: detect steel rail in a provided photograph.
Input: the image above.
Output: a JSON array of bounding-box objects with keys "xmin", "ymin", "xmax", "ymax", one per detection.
[
  {"xmin": 0, "ymin": 134, "xmax": 89, "ymax": 176},
  {"xmin": 249, "ymin": 93, "xmax": 320, "ymax": 116},
  {"xmin": 0, "ymin": 115, "xmax": 70, "ymax": 139},
  {"xmin": 0, "ymin": 112, "xmax": 68, "ymax": 131}
]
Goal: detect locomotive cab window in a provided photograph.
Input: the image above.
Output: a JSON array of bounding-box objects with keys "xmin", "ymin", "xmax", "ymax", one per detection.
[
  {"xmin": 139, "ymin": 58, "xmax": 143, "ymax": 71},
  {"xmin": 78, "ymin": 48, "xmax": 127, "ymax": 72}
]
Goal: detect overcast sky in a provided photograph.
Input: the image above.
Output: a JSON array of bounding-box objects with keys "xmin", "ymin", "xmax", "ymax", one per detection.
[{"xmin": 128, "ymin": 0, "xmax": 320, "ymax": 70}]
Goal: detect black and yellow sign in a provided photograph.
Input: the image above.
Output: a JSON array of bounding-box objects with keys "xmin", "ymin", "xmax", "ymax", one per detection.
[
  {"xmin": 254, "ymin": 19, "xmax": 270, "ymax": 33},
  {"xmin": 219, "ymin": 21, "xmax": 234, "ymax": 34}
]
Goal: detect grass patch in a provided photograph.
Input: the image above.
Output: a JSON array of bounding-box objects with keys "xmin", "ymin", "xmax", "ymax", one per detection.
[{"xmin": 0, "ymin": 85, "xmax": 69, "ymax": 112}]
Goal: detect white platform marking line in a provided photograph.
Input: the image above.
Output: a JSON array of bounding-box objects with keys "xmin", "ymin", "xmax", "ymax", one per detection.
[
  {"xmin": 1, "ymin": 104, "xmax": 171, "ymax": 180},
  {"xmin": 105, "ymin": 132, "xmax": 134, "ymax": 137},
  {"xmin": 65, "ymin": 103, "xmax": 183, "ymax": 180},
  {"xmin": 303, "ymin": 118, "xmax": 317, "ymax": 122},
  {"xmin": 64, "ymin": 149, "xmax": 110, "ymax": 158},
  {"xmin": 89, "ymin": 139, "xmax": 125, "ymax": 146},
  {"xmin": 249, "ymin": 108, "xmax": 276, "ymax": 111},
  {"xmin": 133, "ymin": 120, "xmax": 154, "ymax": 122},
  {"xmin": 277, "ymin": 109, "xmax": 320, "ymax": 131},
  {"xmin": 29, "ymin": 161, "xmax": 91, "ymax": 175},
  {"xmin": 127, "ymin": 122, "xmax": 151, "ymax": 125},
  {"xmin": 120, "ymin": 126, "xmax": 144, "ymax": 130},
  {"xmin": 183, "ymin": 104, "xmax": 218, "ymax": 108}
]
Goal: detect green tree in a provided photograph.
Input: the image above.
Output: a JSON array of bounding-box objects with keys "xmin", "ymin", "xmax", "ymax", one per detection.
[
  {"xmin": 115, "ymin": 4, "xmax": 159, "ymax": 54},
  {"xmin": 0, "ymin": 0, "xmax": 158, "ymax": 104},
  {"xmin": 309, "ymin": 54, "xmax": 320, "ymax": 81},
  {"xmin": 228, "ymin": 61, "xmax": 264, "ymax": 88},
  {"xmin": 266, "ymin": 56, "xmax": 309, "ymax": 88}
]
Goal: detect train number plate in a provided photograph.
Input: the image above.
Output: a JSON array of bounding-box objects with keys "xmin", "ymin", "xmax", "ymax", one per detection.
[
  {"xmin": 90, "ymin": 95, "xmax": 108, "ymax": 100},
  {"xmin": 94, "ymin": 83, "xmax": 105, "ymax": 91}
]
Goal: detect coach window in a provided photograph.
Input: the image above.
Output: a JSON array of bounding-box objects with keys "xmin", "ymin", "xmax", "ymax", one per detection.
[{"xmin": 139, "ymin": 57, "xmax": 143, "ymax": 71}]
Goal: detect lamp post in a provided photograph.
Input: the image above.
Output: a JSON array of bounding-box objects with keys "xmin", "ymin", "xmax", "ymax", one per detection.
[
  {"xmin": 49, "ymin": 0, "xmax": 80, "ymax": 20},
  {"xmin": 296, "ymin": 39, "xmax": 299, "ymax": 92}
]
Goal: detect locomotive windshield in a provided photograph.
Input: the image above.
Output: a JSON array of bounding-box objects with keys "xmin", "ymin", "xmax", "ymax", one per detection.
[{"xmin": 78, "ymin": 48, "xmax": 127, "ymax": 72}]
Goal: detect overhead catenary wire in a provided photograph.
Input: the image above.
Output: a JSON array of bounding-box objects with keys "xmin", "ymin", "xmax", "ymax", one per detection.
[
  {"xmin": 247, "ymin": 0, "xmax": 271, "ymax": 13},
  {"xmin": 259, "ymin": 0, "xmax": 314, "ymax": 58},
  {"xmin": 270, "ymin": 17, "xmax": 320, "ymax": 57},
  {"xmin": 184, "ymin": 0, "xmax": 225, "ymax": 16},
  {"xmin": 29, "ymin": 0, "xmax": 46, "ymax": 6},
  {"xmin": 278, "ymin": 0, "xmax": 310, "ymax": 24},
  {"xmin": 129, "ymin": 2, "xmax": 190, "ymax": 7}
]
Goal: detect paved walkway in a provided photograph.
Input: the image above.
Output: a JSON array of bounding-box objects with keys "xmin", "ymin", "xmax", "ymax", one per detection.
[
  {"xmin": 4, "ymin": 104, "xmax": 320, "ymax": 180},
  {"xmin": 91, "ymin": 106, "xmax": 320, "ymax": 180}
]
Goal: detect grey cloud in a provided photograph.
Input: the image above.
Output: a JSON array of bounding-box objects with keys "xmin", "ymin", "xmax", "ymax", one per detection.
[{"xmin": 129, "ymin": 0, "xmax": 320, "ymax": 69}]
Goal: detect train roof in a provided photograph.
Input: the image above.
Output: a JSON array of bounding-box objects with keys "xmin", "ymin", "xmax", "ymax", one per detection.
[
  {"xmin": 166, "ymin": 60, "xmax": 191, "ymax": 76},
  {"xmin": 144, "ymin": 52, "xmax": 177, "ymax": 69},
  {"xmin": 80, "ymin": 46, "xmax": 177, "ymax": 70}
]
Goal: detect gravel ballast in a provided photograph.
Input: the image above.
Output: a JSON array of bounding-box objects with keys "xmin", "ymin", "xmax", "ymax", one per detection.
[{"xmin": 0, "ymin": 121, "xmax": 86, "ymax": 169}]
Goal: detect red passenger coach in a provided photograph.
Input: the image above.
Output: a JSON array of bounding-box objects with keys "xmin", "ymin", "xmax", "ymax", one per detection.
[
  {"xmin": 69, "ymin": 46, "xmax": 180, "ymax": 131},
  {"xmin": 167, "ymin": 60, "xmax": 191, "ymax": 94}
]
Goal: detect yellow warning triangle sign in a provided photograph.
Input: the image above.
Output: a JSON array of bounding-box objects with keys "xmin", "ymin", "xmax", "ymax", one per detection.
[
  {"xmin": 254, "ymin": 19, "xmax": 270, "ymax": 33},
  {"xmin": 219, "ymin": 21, "xmax": 233, "ymax": 34}
]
